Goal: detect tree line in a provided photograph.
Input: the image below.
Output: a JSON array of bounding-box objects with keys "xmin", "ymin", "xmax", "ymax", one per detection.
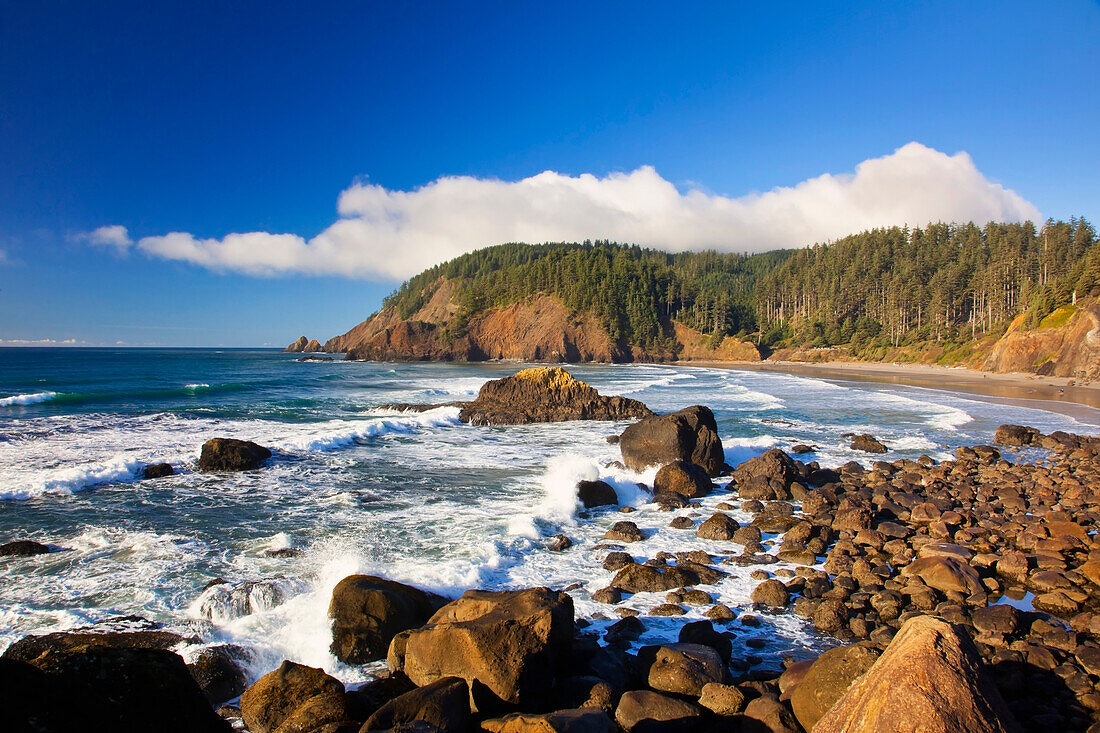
[{"xmin": 381, "ymin": 218, "xmax": 1098, "ymax": 355}]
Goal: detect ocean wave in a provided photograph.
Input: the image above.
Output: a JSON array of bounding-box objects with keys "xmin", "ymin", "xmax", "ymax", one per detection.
[
  {"xmin": 273, "ymin": 406, "xmax": 464, "ymax": 452},
  {"xmin": 719, "ymin": 384, "xmax": 784, "ymax": 410},
  {"xmin": 184, "ymin": 383, "xmax": 210, "ymax": 390},
  {"xmin": 0, "ymin": 391, "xmax": 59, "ymax": 407},
  {"xmin": 0, "ymin": 454, "xmax": 143, "ymax": 501}
]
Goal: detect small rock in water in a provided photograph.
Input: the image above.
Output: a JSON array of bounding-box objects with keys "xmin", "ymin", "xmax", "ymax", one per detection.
[
  {"xmin": 849, "ymin": 434, "xmax": 887, "ymax": 454},
  {"xmin": 0, "ymin": 540, "xmax": 51, "ymax": 556},
  {"xmin": 142, "ymin": 462, "xmax": 174, "ymax": 479},
  {"xmin": 547, "ymin": 534, "xmax": 573, "ymax": 552},
  {"xmin": 198, "ymin": 438, "xmax": 272, "ymax": 472}
]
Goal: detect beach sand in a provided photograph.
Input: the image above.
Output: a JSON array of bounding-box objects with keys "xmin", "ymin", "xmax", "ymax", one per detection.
[{"xmin": 679, "ymin": 360, "xmax": 1100, "ymax": 424}]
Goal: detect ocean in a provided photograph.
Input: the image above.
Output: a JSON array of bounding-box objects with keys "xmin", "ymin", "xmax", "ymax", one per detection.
[{"xmin": 1, "ymin": 348, "xmax": 1096, "ymax": 684}]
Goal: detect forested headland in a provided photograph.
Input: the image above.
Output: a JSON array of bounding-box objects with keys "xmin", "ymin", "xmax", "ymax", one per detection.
[{"xmin": 377, "ymin": 217, "xmax": 1098, "ymax": 362}]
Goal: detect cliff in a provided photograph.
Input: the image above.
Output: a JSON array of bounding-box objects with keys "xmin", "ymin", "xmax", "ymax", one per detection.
[
  {"xmin": 982, "ymin": 302, "xmax": 1100, "ymax": 381},
  {"xmin": 316, "ymin": 279, "xmax": 760, "ymax": 364}
]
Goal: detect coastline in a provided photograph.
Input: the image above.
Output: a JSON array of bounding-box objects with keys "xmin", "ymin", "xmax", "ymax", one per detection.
[{"xmin": 678, "ymin": 359, "xmax": 1100, "ymax": 424}]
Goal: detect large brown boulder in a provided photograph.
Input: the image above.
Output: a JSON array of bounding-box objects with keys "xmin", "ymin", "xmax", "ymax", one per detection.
[
  {"xmin": 459, "ymin": 367, "xmax": 652, "ymax": 426},
  {"xmin": 3, "ymin": 644, "xmax": 228, "ymax": 733},
  {"xmin": 901, "ymin": 556, "xmax": 983, "ymax": 595},
  {"xmin": 198, "ymin": 438, "xmax": 272, "ymax": 472},
  {"xmin": 619, "ymin": 406, "xmax": 724, "ymax": 476},
  {"xmin": 789, "ymin": 644, "xmax": 879, "ymax": 730},
  {"xmin": 610, "ymin": 564, "xmax": 706, "ymax": 594},
  {"xmin": 653, "ymin": 461, "xmax": 712, "ymax": 498},
  {"xmin": 363, "ymin": 676, "xmax": 470, "ymax": 733},
  {"xmin": 615, "ymin": 690, "xmax": 702, "ymax": 732},
  {"xmin": 329, "ymin": 575, "xmax": 442, "ymax": 664},
  {"xmin": 648, "ymin": 643, "xmax": 729, "ymax": 696},
  {"xmin": 850, "ymin": 434, "xmax": 887, "ymax": 453},
  {"xmin": 696, "ymin": 512, "xmax": 739, "ymax": 541},
  {"xmin": 401, "ymin": 587, "xmax": 574, "ymax": 710},
  {"xmin": 731, "ymin": 449, "xmax": 799, "ymax": 492},
  {"xmin": 240, "ymin": 660, "xmax": 347, "ymax": 733},
  {"xmin": 814, "ymin": 616, "xmax": 1021, "ymax": 733}
]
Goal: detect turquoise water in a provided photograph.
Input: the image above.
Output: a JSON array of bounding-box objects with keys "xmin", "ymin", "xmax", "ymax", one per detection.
[{"xmin": 0, "ymin": 348, "xmax": 1096, "ymax": 682}]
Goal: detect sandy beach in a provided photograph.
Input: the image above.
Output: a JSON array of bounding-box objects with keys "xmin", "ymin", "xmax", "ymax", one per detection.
[{"xmin": 681, "ymin": 360, "xmax": 1100, "ymax": 424}]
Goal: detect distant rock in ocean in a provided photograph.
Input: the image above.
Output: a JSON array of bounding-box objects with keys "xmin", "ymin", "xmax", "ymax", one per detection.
[
  {"xmin": 458, "ymin": 367, "xmax": 652, "ymax": 426},
  {"xmin": 284, "ymin": 336, "xmax": 322, "ymax": 353}
]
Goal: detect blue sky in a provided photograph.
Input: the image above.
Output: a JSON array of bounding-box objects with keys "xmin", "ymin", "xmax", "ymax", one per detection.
[{"xmin": 1, "ymin": 1, "xmax": 1097, "ymax": 346}]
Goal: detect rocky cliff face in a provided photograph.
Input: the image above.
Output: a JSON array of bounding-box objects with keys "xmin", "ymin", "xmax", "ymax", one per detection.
[
  {"xmin": 982, "ymin": 302, "xmax": 1100, "ymax": 381},
  {"xmin": 284, "ymin": 336, "xmax": 322, "ymax": 353},
  {"xmin": 313, "ymin": 278, "xmax": 761, "ymax": 364}
]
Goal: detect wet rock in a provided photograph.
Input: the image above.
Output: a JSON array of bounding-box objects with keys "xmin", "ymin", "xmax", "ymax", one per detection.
[
  {"xmin": 752, "ymin": 579, "xmax": 791, "ymax": 608},
  {"xmin": 732, "ymin": 449, "xmax": 800, "ymax": 496},
  {"xmin": 577, "ymin": 480, "xmax": 618, "ymax": 508},
  {"xmin": 850, "ymin": 434, "xmax": 887, "ymax": 454},
  {"xmin": 401, "ymin": 587, "xmax": 573, "ymax": 710},
  {"xmin": 706, "ymin": 604, "xmax": 737, "ymax": 622},
  {"xmin": 364, "ymin": 676, "xmax": 470, "ymax": 733},
  {"xmin": 603, "ymin": 521, "xmax": 643, "ymax": 543},
  {"xmin": 615, "ymin": 690, "xmax": 702, "ymax": 732},
  {"xmin": 604, "ymin": 616, "xmax": 644, "ymax": 644},
  {"xmin": 198, "ymin": 438, "xmax": 272, "ymax": 472},
  {"xmin": 187, "ymin": 644, "xmax": 250, "ymax": 704},
  {"xmin": 669, "ymin": 516, "xmax": 694, "ymax": 529},
  {"xmin": 678, "ymin": 620, "xmax": 732, "ymax": 663},
  {"xmin": 619, "ymin": 405, "xmax": 724, "ymax": 476},
  {"xmin": 2, "ymin": 625, "xmax": 188, "ymax": 662},
  {"xmin": 813, "ymin": 599, "xmax": 849, "ymax": 634},
  {"xmin": 592, "ymin": 587, "xmax": 621, "ymax": 605},
  {"xmin": 602, "ymin": 552, "xmax": 634, "ymax": 572},
  {"xmin": 789, "ymin": 645, "xmax": 879, "ymax": 731},
  {"xmin": 994, "ymin": 424, "xmax": 1041, "ymax": 447},
  {"xmin": 142, "ymin": 462, "xmax": 175, "ymax": 479},
  {"xmin": 0, "ymin": 540, "xmax": 50, "ymax": 556},
  {"xmin": 814, "ymin": 616, "xmax": 1020, "ymax": 733},
  {"xmin": 548, "ymin": 534, "xmax": 573, "ymax": 552},
  {"xmin": 329, "ymin": 575, "xmax": 443, "ymax": 664},
  {"xmin": 240, "ymin": 660, "xmax": 346, "ymax": 733},
  {"xmin": 649, "ymin": 603, "xmax": 686, "ymax": 616},
  {"xmin": 648, "ymin": 643, "xmax": 729, "ymax": 696},
  {"xmin": 901, "ymin": 556, "xmax": 984, "ymax": 595},
  {"xmin": 459, "ymin": 367, "xmax": 652, "ymax": 426},
  {"xmin": 196, "ymin": 578, "xmax": 304, "ymax": 623},
  {"xmin": 696, "ymin": 512, "xmax": 740, "ymax": 541},
  {"xmin": 653, "ymin": 461, "xmax": 712, "ymax": 499}
]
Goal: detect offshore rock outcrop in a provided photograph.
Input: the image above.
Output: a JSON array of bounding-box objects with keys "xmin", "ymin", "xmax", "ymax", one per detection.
[{"xmin": 458, "ymin": 367, "xmax": 652, "ymax": 426}]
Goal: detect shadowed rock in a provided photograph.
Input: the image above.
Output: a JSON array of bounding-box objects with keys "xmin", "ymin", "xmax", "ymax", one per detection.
[
  {"xmin": 329, "ymin": 575, "xmax": 443, "ymax": 664},
  {"xmin": 619, "ymin": 406, "xmax": 724, "ymax": 476},
  {"xmin": 198, "ymin": 438, "xmax": 272, "ymax": 472}
]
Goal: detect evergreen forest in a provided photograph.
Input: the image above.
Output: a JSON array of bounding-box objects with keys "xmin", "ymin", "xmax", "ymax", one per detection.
[{"xmin": 382, "ymin": 218, "xmax": 1099, "ymax": 357}]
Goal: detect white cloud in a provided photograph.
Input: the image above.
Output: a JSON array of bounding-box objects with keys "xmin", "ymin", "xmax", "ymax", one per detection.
[
  {"xmin": 125, "ymin": 142, "xmax": 1039, "ymax": 281},
  {"xmin": 76, "ymin": 225, "xmax": 133, "ymax": 253}
]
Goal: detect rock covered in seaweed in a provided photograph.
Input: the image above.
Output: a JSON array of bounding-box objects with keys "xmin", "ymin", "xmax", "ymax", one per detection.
[{"xmin": 459, "ymin": 367, "xmax": 652, "ymax": 426}]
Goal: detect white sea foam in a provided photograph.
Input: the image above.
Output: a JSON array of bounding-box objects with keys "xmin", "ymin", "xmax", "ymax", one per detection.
[
  {"xmin": 184, "ymin": 383, "xmax": 210, "ymax": 390},
  {"xmin": 0, "ymin": 454, "xmax": 143, "ymax": 500},
  {"xmin": 720, "ymin": 384, "xmax": 784, "ymax": 410},
  {"xmin": 0, "ymin": 391, "xmax": 58, "ymax": 407},
  {"xmin": 273, "ymin": 406, "xmax": 463, "ymax": 452}
]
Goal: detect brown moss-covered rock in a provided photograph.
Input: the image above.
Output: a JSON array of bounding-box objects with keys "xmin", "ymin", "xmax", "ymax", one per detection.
[
  {"xmin": 615, "ymin": 690, "xmax": 702, "ymax": 732},
  {"xmin": 363, "ymin": 676, "xmax": 470, "ymax": 733},
  {"xmin": 459, "ymin": 368, "xmax": 651, "ymax": 426},
  {"xmin": 653, "ymin": 461, "xmax": 712, "ymax": 498},
  {"xmin": 647, "ymin": 643, "xmax": 729, "ymax": 696},
  {"xmin": 240, "ymin": 660, "xmax": 345, "ymax": 733}
]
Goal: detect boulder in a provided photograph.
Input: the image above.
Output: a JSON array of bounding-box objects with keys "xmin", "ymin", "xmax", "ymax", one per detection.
[
  {"xmin": 751, "ymin": 579, "xmax": 790, "ymax": 608},
  {"xmin": 458, "ymin": 367, "xmax": 652, "ymax": 426},
  {"xmin": 198, "ymin": 438, "xmax": 272, "ymax": 472},
  {"xmin": 994, "ymin": 424, "xmax": 1040, "ymax": 447},
  {"xmin": 576, "ymin": 480, "xmax": 618, "ymax": 508},
  {"xmin": 850, "ymin": 434, "xmax": 888, "ymax": 453},
  {"xmin": 7, "ymin": 644, "xmax": 228, "ymax": 732},
  {"xmin": 187, "ymin": 644, "xmax": 250, "ymax": 704},
  {"xmin": 142, "ymin": 462, "xmax": 175, "ymax": 479},
  {"xmin": 2, "ymin": 626, "xmax": 188, "ymax": 661},
  {"xmin": 814, "ymin": 616, "xmax": 1021, "ymax": 733},
  {"xmin": 363, "ymin": 676, "xmax": 470, "ymax": 733},
  {"xmin": 678, "ymin": 620, "xmax": 732, "ymax": 664},
  {"xmin": 610, "ymin": 564, "xmax": 704, "ymax": 594},
  {"xmin": 696, "ymin": 512, "xmax": 739, "ymax": 541},
  {"xmin": 603, "ymin": 521, "xmax": 644, "ymax": 543},
  {"xmin": 0, "ymin": 540, "xmax": 50, "ymax": 556},
  {"xmin": 481, "ymin": 708, "xmax": 614, "ymax": 733},
  {"xmin": 614, "ymin": 690, "xmax": 702, "ymax": 732},
  {"xmin": 731, "ymin": 449, "xmax": 799, "ymax": 491},
  {"xmin": 789, "ymin": 644, "xmax": 879, "ymax": 731},
  {"xmin": 401, "ymin": 587, "xmax": 574, "ymax": 709},
  {"xmin": 329, "ymin": 575, "xmax": 442, "ymax": 664},
  {"xmin": 653, "ymin": 461, "xmax": 712, "ymax": 498},
  {"xmin": 647, "ymin": 643, "xmax": 729, "ymax": 696},
  {"xmin": 240, "ymin": 660, "xmax": 346, "ymax": 733},
  {"xmin": 697, "ymin": 682, "xmax": 746, "ymax": 715},
  {"xmin": 618, "ymin": 406, "xmax": 724, "ymax": 476},
  {"xmin": 901, "ymin": 556, "xmax": 983, "ymax": 595}
]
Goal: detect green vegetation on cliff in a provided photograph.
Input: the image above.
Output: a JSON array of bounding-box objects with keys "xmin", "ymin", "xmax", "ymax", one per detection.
[{"xmin": 381, "ymin": 218, "xmax": 1097, "ymax": 358}]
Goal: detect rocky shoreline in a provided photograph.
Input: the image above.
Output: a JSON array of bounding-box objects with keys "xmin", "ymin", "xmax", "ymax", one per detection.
[{"xmin": 4, "ymin": 369, "xmax": 1100, "ymax": 731}]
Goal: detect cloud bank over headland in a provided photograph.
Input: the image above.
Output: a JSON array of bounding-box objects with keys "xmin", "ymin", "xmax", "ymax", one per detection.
[{"xmin": 94, "ymin": 143, "xmax": 1040, "ymax": 281}]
